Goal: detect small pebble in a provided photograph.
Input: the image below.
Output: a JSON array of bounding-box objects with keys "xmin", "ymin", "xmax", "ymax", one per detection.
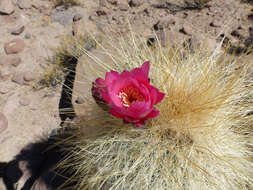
[
  {"xmin": 75, "ymin": 97, "xmax": 85, "ymax": 104},
  {"xmin": 24, "ymin": 33, "xmax": 31, "ymax": 39},
  {"xmin": 19, "ymin": 97, "xmax": 30, "ymax": 106},
  {"xmin": 23, "ymin": 72, "xmax": 35, "ymax": 81},
  {"xmin": 73, "ymin": 14, "xmax": 82, "ymax": 22}
]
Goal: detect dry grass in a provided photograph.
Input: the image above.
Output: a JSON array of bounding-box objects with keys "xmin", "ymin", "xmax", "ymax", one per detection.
[
  {"xmin": 38, "ymin": 35, "xmax": 95, "ymax": 87},
  {"xmin": 59, "ymin": 31, "xmax": 253, "ymax": 190}
]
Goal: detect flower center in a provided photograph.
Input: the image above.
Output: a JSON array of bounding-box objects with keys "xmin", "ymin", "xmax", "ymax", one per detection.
[{"xmin": 118, "ymin": 86, "xmax": 145, "ymax": 107}]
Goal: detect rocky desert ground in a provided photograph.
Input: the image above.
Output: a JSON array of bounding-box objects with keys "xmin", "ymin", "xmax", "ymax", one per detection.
[{"xmin": 0, "ymin": 0, "xmax": 253, "ymax": 189}]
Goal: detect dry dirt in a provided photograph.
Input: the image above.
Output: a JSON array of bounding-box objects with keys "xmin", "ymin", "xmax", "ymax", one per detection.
[{"xmin": 0, "ymin": 0, "xmax": 253, "ymax": 189}]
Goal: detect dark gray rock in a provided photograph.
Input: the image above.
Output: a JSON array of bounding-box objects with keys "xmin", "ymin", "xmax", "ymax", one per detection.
[
  {"xmin": 11, "ymin": 25, "xmax": 25, "ymax": 35},
  {"xmin": 51, "ymin": 8, "xmax": 77, "ymax": 27}
]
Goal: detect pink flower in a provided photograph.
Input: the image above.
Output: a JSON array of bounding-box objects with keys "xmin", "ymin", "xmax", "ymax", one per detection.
[{"xmin": 92, "ymin": 61, "xmax": 165, "ymax": 127}]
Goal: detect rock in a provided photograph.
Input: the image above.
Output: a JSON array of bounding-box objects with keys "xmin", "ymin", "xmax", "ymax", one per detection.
[
  {"xmin": 210, "ymin": 19, "xmax": 222, "ymax": 27},
  {"xmin": 42, "ymin": 15, "xmax": 50, "ymax": 26},
  {"xmin": 12, "ymin": 72, "xmax": 24, "ymax": 85},
  {"xmin": 0, "ymin": 0, "xmax": 14, "ymax": 15},
  {"xmin": 72, "ymin": 21, "xmax": 81, "ymax": 36},
  {"xmin": 89, "ymin": 14, "xmax": 97, "ymax": 21},
  {"xmin": 99, "ymin": 0, "xmax": 107, "ymax": 7},
  {"xmin": 73, "ymin": 14, "xmax": 82, "ymax": 22},
  {"xmin": 184, "ymin": 0, "xmax": 211, "ymax": 8},
  {"xmin": 118, "ymin": 3, "xmax": 129, "ymax": 11},
  {"xmin": 10, "ymin": 56, "xmax": 21, "ymax": 67},
  {"xmin": 129, "ymin": 0, "xmax": 144, "ymax": 7},
  {"xmin": 75, "ymin": 97, "xmax": 85, "ymax": 104},
  {"xmin": 23, "ymin": 72, "xmax": 35, "ymax": 81},
  {"xmin": 4, "ymin": 38, "xmax": 25, "ymax": 54},
  {"xmin": 0, "ymin": 67, "xmax": 12, "ymax": 80},
  {"xmin": 167, "ymin": 31, "xmax": 186, "ymax": 46},
  {"xmin": 231, "ymin": 30, "xmax": 241, "ymax": 38},
  {"xmin": 97, "ymin": 19, "xmax": 109, "ymax": 32},
  {"xmin": 11, "ymin": 25, "xmax": 25, "ymax": 35},
  {"xmin": 17, "ymin": 0, "xmax": 32, "ymax": 9},
  {"xmin": 0, "ymin": 82, "xmax": 15, "ymax": 94},
  {"xmin": 183, "ymin": 37, "xmax": 201, "ymax": 50},
  {"xmin": 24, "ymin": 33, "xmax": 31, "ymax": 39},
  {"xmin": 3, "ymin": 93, "xmax": 20, "ymax": 117},
  {"xmin": 19, "ymin": 97, "xmax": 30, "ymax": 106},
  {"xmin": 156, "ymin": 30, "xmax": 168, "ymax": 47},
  {"xmin": 0, "ymin": 56, "xmax": 21, "ymax": 66},
  {"xmin": 154, "ymin": 16, "xmax": 175, "ymax": 30},
  {"xmin": 0, "ymin": 85, "xmax": 9, "ymax": 94},
  {"xmin": 107, "ymin": 0, "xmax": 118, "ymax": 5},
  {"xmin": 0, "ymin": 55, "xmax": 22, "ymax": 67},
  {"xmin": 0, "ymin": 57, "xmax": 6, "ymax": 66},
  {"xmin": 31, "ymin": 2, "xmax": 40, "ymax": 9},
  {"xmin": 206, "ymin": 38, "xmax": 218, "ymax": 52},
  {"xmin": 179, "ymin": 24, "xmax": 193, "ymax": 35},
  {"xmin": 143, "ymin": 6, "xmax": 152, "ymax": 15},
  {"xmin": 96, "ymin": 7, "xmax": 107, "ymax": 16},
  {"xmin": 51, "ymin": 8, "xmax": 76, "ymax": 26},
  {"xmin": 0, "ymin": 112, "xmax": 8, "ymax": 134}
]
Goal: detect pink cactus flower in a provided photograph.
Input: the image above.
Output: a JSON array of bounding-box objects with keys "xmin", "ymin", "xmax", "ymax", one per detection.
[{"xmin": 92, "ymin": 61, "xmax": 165, "ymax": 127}]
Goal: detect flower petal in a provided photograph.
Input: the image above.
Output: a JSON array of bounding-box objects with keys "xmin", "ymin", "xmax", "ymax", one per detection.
[
  {"xmin": 145, "ymin": 109, "xmax": 160, "ymax": 119},
  {"xmin": 134, "ymin": 120, "xmax": 145, "ymax": 127},
  {"xmin": 129, "ymin": 61, "xmax": 150, "ymax": 84},
  {"xmin": 105, "ymin": 70, "xmax": 119, "ymax": 86},
  {"xmin": 95, "ymin": 78, "xmax": 106, "ymax": 87},
  {"xmin": 110, "ymin": 108, "xmax": 124, "ymax": 118},
  {"xmin": 150, "ymin": 86, "xmax": 165, "ymax": 105},
  {"xmin": 140, "ymin": 61, "xmax": 150, "ymax": 77}
]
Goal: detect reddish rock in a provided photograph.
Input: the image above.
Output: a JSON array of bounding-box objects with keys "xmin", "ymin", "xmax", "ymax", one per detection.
[
  {"xmin": 12, "ymin": 72, "xmax": 24, "ymax": 85},
  {"xmin": 0, "ymin": 0, "xmax": 14, "ymax": 15},
  {"xmin": 4, "ymin": 38, "xmax": 25, "ymax": 54},
  {"xmin": 11, "ymin": 25, "xmax": 25, "ymax": 35},
  {"xmin": 0, "ymin": 112, "xmax": 8, "ymax": 134},
  {"xmin": 0, "ymin": 55, "xmax": 21, "ymax": 66},
  {"xmin": 23, "ymin": 72, "xmax": 35, "ymax": 81},
  {"xmin": 0, "ymin": 67, "xmax": 12, "ymax": 80}
]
